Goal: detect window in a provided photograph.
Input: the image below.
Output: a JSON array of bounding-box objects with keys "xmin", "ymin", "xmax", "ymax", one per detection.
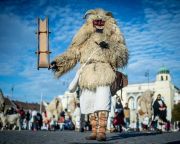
[
  {"xmin": 166, "ymin": 76, "xmax": 168, "ymax": 80},
  {"xmin": 128, "ymin": 97, "xmax": 135, "ymax": 110},
  {"xmin": 161, "ymin": 76, "xmax": 163, "ymax": 81}
]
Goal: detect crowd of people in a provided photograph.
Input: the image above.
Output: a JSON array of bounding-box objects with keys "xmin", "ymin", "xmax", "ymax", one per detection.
[
  {"xmin": 4, "ymin": 106, "xmax": 43, "ymax": 131},
  {"xmin": 1, "ymin": 104, "xmax": 86, "ymax": 131},
  {"xmin": 107, "ymin": 94, "xmax": 180, "ymax": 133},
  {"xmin": 1, "ymin": 94, "xmax": 180, "ymax": 133}
]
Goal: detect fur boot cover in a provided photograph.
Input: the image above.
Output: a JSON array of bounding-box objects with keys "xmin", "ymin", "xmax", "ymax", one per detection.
[
  {"xmin": 96, "ymin": 111, "xmax": 108, "ymax": 141},
  {"xmin": 52, "ymin": 8, "xmax": 128, "ymax": 90},
  {"xmin": 86, "ymin": 113, "xmax": 98, "ymax": 140}
]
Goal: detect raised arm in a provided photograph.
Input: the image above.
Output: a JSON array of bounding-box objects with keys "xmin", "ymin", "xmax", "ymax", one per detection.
[{"xmin": 51, "ymin": 23, "xmax": 92, "ymax": 78}]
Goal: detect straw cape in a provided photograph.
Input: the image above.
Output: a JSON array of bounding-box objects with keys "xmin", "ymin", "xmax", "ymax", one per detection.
[
  {"xmin": 53, "ymin": 9, "xmax": 128, "ymax": 90},
  {"xmin": 138, "ymin": 90, "xmax": 155, "ymax": 119}
]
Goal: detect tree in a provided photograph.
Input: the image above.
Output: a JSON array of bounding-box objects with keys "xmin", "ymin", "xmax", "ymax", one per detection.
[{"xmin": 172, "ymin": 103, "xmax": 180, "ymax": 121}]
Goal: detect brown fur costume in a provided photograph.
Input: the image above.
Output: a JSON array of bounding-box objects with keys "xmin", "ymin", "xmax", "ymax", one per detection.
[{"xmin": 52, "ymin": 9, "xmax": 128, "ymax": 90}]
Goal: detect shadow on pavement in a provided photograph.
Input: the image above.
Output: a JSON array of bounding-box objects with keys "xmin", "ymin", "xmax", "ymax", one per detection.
[
  {"xmin": 167, "ymin": 141, "xmax": 180, "ymax": 144},
  {"xmin": 107, "ymin": 131, "xmax": 162, "ymax": 141}
]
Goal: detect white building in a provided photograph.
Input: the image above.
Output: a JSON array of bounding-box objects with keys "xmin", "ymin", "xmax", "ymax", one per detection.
[
  {"xmin": 118, "ymin": 66, "xmax": 180, "ymax": 123},
  {"xmin": 58, "ymin": 91, "xmax": 77, "ymax": 113}
]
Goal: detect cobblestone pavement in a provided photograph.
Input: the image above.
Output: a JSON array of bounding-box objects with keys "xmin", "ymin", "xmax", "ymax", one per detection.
[{"xmin": 0, "ymin": 130, "xmax": 180, "ymax": 144}]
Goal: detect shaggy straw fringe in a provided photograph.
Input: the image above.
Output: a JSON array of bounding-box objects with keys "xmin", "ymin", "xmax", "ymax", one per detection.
[
  {"xmin": 45, "ymin": 97, "xmax": 76, "ymax": 120},
  {"xmin": 79, "ymin": 63, "xmax": 116, "ymax": 90},
  {"xmin": 138, "ymin": 89, "xmax": 154, "ymax": 119},
  {"xmin": 45, "ymin": 98, "xmax": 63, "ymax": 120},
  {"xmin": 53, "ymin": 9, "xmax": 129, "ymax": 89}
]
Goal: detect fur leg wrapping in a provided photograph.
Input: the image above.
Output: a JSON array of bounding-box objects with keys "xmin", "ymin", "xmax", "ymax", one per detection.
[
  {"xmin": 86, "ymin": 113, "xmax": 98, "ymax": 140},
  {"xmin": 96, "ymin": 111, "xmax": 108, "ymax": 141}
]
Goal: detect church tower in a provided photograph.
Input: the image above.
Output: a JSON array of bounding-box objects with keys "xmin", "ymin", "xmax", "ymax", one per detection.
[{"xmin": 156, "ymin": 66, "xmax": 171, "ymax": 82}]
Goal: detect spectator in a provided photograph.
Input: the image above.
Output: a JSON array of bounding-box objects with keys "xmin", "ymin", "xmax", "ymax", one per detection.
[
  {"xmin": 153, "ymin": 94, "xmax": 168, "ymax": 122},
  {"xmin": 58, "ymin": 114, "xmax": 65, "ymax": 131},
  {"xmin": 64, "ymin": 109, "xmax": 70, "ymax": 121},
  {"xmin": 31, "ymin": 108, "xmax": 38, "ymax": 131},
  {"xmin": 73, "ymin": 103, "xmax": 81, "ymax": 131},
  {"xmin": 60, "ymin": 111, "xmax": 65, "ymax": 117},
  {"xmin": 124, "ymin": 103, "xmax": 130, "ymax": 129},
  {"xmin": 19, "ymin": 107, "xmax": 25, "ymax": 129},
  {"xmin": 50, "ymin": 115, "xmax": 57, "ymax": 131},
  {"xmin": 165, "ymin": 120, "xmax": 171, "ymax": 132},
  {"xmin": 152, "ymin": 94, "xmax": 170, "ymax": 131},
  {"xmin": 42, "ymin": 111, "xmax": 50, "ymax": 130},
  {"xmin": 25, "ymin": 110, "xmax": 31, "ymax": 130},
  {"xmin": 80, "ymin": 114, "xmax": 87, "ymax": 132},
  {"xmin": 113, "ymin": 96, "xmax": 125, "ymax": 132},
  {"xmin": 136, "ymin": 113, "xmax": 140, "ymax": 132},
  {"xmin": 37, "ymin": 112, "xmax": 43, "ymax": 130},
  {"xmin": 129, "ymin": 120, "xmax": 136, "ymax": 131},
  {"xmin": 64, "ymin": 117, "xmax": 75, "ymax": 130},
  {"xmin": 141, "ymin": 113, "xmax": 149, "ymax": 131},
  {"xmin": 16, "ymin": 106, "xmax": 20, "ymax": 113}
]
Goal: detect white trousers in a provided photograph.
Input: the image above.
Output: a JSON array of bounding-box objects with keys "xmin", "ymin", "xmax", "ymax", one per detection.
[{"xmin": 80, "ymin": 86, "xmax": 111, "ymax": 114}]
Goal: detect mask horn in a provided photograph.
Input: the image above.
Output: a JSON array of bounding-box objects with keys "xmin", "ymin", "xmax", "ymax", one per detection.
[
  {"xmin": 106, "ymin": 12, "xmax": 113, "ymax": 17},
  {"xmin": 83, "ymin": 9, "xmax": 96, "ymax": 19}
]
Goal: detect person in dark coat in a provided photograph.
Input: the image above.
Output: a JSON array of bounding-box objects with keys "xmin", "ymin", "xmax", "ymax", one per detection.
[
  {"xmin": 25, "ymin": 111, "xmax": 31, "ymax": 130},
  {"xmin": 153, "ymin": 94, "xmax": 168, "ymax": 123},
  {"xmin": 19, "ymin": 107, "xmax": 25, "ymax": 129},
  {"xmin": 37, "ymin": 112, "xmax": 43, "ymax": 130},
  {"xmin": 113, "ymin": 97, "xmax": 125, "ymax": 132}
]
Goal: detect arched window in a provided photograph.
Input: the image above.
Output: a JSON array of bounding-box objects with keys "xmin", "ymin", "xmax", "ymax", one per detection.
[
  {"xmin": 136, "ymin": 96, "xmax": 141, "ymax": 110},
  {"xmin": 161, "ymin": 76, "xmax": 163, "ymax": 81},
  {"xmin": 166, "ymin": 76, "xmax": 168, "ymax": 80},
  {"xmin": 128, "ymin": 97, "xmax": 135, "ymax": 110}
]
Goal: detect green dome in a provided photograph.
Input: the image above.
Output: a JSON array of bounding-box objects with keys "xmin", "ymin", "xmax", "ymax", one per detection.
[{"xmin": 158, "ymin": 66, "xmax": 170, "ymax": 74}]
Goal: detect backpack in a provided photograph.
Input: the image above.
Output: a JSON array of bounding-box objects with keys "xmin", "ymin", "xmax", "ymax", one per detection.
[{"xmin": 110, "ymin": 71, "xmax": 128, "ymax": 96}]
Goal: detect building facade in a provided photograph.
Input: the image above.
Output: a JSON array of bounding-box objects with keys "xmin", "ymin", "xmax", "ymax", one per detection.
[{"xmin": 117, "ymin": 67, "xmax": 180, "ymax": 123}]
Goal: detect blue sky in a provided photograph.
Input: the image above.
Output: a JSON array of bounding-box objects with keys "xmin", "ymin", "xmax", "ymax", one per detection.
[{"xmin": 0, "ymin": 0, "xmax": 180, "ymax": 103}]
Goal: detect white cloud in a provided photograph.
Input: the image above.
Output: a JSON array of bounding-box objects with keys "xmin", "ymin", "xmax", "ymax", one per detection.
[
  {"xmin": 0, "ymin": 13, "xmax": 36, "ymax": 76},
  {"xmin": 118, "ymin": 1, "xmax": 180, "ymax": 87},
  {"xmin": 0, "ymin": 0, "xmax": 180, "ymax": 103},
  {"xmin": 0, "ymin": 3, "xmax": 84, "ymax": 102}
]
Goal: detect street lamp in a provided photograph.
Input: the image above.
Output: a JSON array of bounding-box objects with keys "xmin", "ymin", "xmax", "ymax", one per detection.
[
  {"xmin": 11, "ymin": 85, "xmax": 14, "ymax": 99},
  {"xmin": 40, "ymin": 92, "xmax": 43, "ymax": 114},
  {"xmin": 66, "ymin": 95, "xmax": 69, "ymax": 111},
  {"xmin": 145, "ymin": 70, "xmax": 150, "ymax": 89}
]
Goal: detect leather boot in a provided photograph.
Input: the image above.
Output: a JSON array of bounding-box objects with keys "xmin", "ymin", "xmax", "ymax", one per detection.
[
  {"xmin": 96, "ymin": 111, "xmax": 108, "ymax": 141},
  {"xmin": 85, "ymin": 113, "xmax": 97, "ymax": 140}
]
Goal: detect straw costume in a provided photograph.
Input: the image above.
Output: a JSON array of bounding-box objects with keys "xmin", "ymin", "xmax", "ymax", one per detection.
[{"xmin": 51, "ymin": 9, "xmax": 128, "ymax": 141}]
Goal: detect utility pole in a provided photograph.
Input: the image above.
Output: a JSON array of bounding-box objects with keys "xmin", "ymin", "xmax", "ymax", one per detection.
[{"xmin": 40, "ymin": 92, "xmax": 43, "ymax": 113}]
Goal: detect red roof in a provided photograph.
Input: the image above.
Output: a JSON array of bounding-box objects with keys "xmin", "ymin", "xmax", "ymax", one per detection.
[{"xmin": 13, "ymin": 100, "xmax": 45, "ymax": 112}]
